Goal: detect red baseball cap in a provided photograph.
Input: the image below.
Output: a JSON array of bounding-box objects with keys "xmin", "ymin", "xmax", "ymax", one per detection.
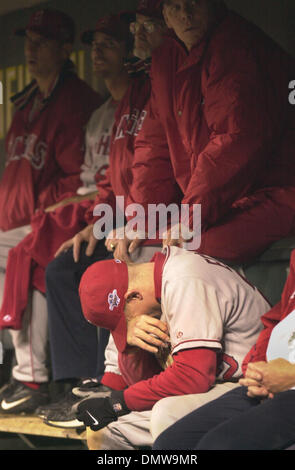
[
  {"xmin": 79, "ymin": 258, "xmax": 129, "ymax": 352},
  {"xmin": 81, "ymin": 12, "xmax": 135, "ymax": 45},
  {"xmin": 14, "ymin": 9, "xmax": 76, "ymax": 44},
  {"xmin": 136, "ymin": 0, "xmax": 163, "ymax": 18}
]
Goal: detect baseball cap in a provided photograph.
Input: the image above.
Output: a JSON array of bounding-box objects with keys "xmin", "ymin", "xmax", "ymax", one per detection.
[
  {"xmin": 79, "ymin": 258, "xmax": 129, "ymax": 352},
  {"xmin": 14, "ymin": 9, "xmax": 76, "ymax": 44},
  {"xmin": 81, "ymin": 12, "xmax": 135, "ymax": 45},
  {"xmin": 136, "ymin": 0, "xmax": 163, "ymax": 19}
]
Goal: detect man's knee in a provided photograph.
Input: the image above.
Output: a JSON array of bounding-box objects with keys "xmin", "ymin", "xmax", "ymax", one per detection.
[
  {"xmin": 150, "ymin": 395, "xmax": 200, "ymax": 441},
  {"xmin": 86, "ymin": 427, "xmax": 104, "ymax": 450},
  {"xmin": 150, "ymin": 397, "xmax": 177, "ymax": 441}
]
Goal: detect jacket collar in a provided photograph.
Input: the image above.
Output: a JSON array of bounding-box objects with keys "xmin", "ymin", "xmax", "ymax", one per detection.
[{"xmin": 11, "ymin": 59, "xmax": 76, "ymax": 111}]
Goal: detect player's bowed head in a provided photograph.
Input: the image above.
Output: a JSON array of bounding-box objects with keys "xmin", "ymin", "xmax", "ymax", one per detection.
[{"xmin": 79, "ymin": 257, "xmax": 169, "ymax": 354}]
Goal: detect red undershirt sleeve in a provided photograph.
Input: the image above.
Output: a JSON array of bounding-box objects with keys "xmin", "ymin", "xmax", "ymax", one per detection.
[{"xmin": 123, "ymin": 347, "xmax": 217, "ymax": 411}]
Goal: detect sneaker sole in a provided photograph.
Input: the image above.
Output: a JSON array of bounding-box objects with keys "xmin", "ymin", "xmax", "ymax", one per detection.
[
  {"xmin": 44, "ymin": 418, "xmax": 85, "ymax": 429},
  {"xmin": 72, "ymin": 389, "xmax": 112, "ymax": 399}
]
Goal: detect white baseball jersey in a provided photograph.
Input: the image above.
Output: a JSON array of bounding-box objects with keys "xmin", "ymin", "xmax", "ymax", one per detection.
[
  {"xmin": 77, "ymin": 97, "xmax": 116, "ymax": 195},
  {"xmin": 160, "ymin": 246, "xmax": 271, "ymax": 380}
]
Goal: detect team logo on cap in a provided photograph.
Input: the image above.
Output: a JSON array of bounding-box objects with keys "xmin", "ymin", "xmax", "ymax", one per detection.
[{"xmin": 108, "ymin": 289, "xmax": 120, "ymax": 311}]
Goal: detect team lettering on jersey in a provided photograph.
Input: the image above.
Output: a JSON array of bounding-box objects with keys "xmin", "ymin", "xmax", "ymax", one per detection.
[
  {"xmin": 89, "ymin": 133, "xmax": 111, "ymax": 184},
  {"xmin": 6, "ymin": 133, "xmax": 47, "ymax": 170},
  {"xmin": 114, "ymin": 108, "xmax": 147, "ymax": 140},
  {"xmin": 94, "ymin": 133, "xmax": 111, "ymax": 157}
]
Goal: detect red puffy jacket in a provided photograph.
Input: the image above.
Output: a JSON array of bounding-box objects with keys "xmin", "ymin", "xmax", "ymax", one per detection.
[
  {"xmin": 134, "ymin": 6, "xmax": 295, "ymax": 231},
  {"xmin": 85, "ymin": 75, "xmax": 179, "ymax": 240},
  {"xmin": 0, "ymin": 68, "xmax": 102, "ymax": 231}
]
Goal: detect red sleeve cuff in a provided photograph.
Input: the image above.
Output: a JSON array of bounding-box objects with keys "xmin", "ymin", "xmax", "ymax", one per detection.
[
  {"xmin": 101, "ymin": 372, "xmax": 127, "ymax": 391},
  {"xmin": 123, "ymin": 348, "xmax": 217, "ymax": 411}
]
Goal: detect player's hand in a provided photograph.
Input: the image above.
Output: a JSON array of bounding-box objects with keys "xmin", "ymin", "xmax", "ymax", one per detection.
[
  {"xmin": 239, "ymin": 362, "xmax": 272, "ymax": 398},
  {"xmin": 54, "ymin": 224, "xmax": 97, "ymax": 262},
  {"xmin": 44, "ymin": 202, "xmax": 64, "ymax": 213},
  {"xmin": 75, "ymin": 391, "xmax": 130, "ymax": 431},
  {"xmin": 45, "ymin": 191, "xmax": 99, "ymax": 213},
  {"xmin": 105, "ymin": 230, "xmax": 143, "ymax": 263},
  {"xmin": 126, "ymin": 315, "xmax": 170, "ymax": 354},
  {"xmin": 162, "ymin": 226, "xmax": 184, "ymax": 248},
  {"xmin": 248, "ymin": 358, "xmax": 295, "ymax": 395}
]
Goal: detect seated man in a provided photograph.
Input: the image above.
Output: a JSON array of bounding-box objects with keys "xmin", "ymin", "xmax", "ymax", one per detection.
[
  {"xmin": 153, "ymin": 250, "xmax": 295, "ymax": 450},
  {"xmin": 0, "ymin": 8, "xmax": 101, "ymax": 404},
  {"xmin": 75, "ymin": 246, "xmax": 270, "ymax": 450},
  {"xmin": 130, "ymin": 0, "xmax": 295, "ymax": 265}
]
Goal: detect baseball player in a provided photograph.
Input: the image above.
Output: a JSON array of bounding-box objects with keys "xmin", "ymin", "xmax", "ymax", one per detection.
[
  {"xmin": 75, "ymin": 246, "xmax": 270, "ymax": 450},
  {"xmin": 153, "ymin": 250, "xmax": 295, "ymax": 450},
  {"xmin": 133, "ymin": 0, "xmax": 295, "ymax": 264},
  {"xmin": 0, "ymin": 12, "xmax": 131, "ymax": 414}
]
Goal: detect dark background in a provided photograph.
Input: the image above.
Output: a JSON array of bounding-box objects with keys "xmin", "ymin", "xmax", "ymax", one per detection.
[{"xmin": 0, "ymin": 0, "xmax": 295, "ymax": 172}]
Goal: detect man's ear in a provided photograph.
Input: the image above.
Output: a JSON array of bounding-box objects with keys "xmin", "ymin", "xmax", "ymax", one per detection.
[
  {"xmin": 162, "ymin": 5, "xmax": 172, "ymax": 29},
  {"xmin": 124, "ymin": 290, "xmax": 143, "ymax": 303}
]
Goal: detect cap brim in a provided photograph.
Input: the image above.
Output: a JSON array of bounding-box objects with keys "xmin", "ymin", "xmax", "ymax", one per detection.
[{"xmin": 14, "ymin": 26, "xmax": 57, "ymax": 40}]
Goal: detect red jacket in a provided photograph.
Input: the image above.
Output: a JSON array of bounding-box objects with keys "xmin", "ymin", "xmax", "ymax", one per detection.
[
  {"xmin": 0, "ymin": 66, "xmax": 102, "ymax": 231},
  {"xmin": 242, "ymin": 250, "xmax": 295, "ymax": 374},
  {"xmin": 0, "ymin": 201, "xmax": 92, "ymax": 329},
  {"xmin": 136, "ymin": 6, "xmax": 295, "ymax": 231},
  {"xmin": 85, "ymin": 76, "xmax": 179, "ymax": 241}
]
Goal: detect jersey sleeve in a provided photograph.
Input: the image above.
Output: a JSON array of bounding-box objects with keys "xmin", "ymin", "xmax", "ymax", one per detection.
[{"xmin": 123, "ymin": 348, "xmax": 217, "ymax": 411}]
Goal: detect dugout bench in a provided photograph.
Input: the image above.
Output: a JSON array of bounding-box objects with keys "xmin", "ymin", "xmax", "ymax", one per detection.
[
  {"xmin": 0, "ymin": 412, "xmax": 87, "ymax": 449},
  {"xmin": 0, "ymin": 237, "xmax": 294, "ymax": 448}
]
